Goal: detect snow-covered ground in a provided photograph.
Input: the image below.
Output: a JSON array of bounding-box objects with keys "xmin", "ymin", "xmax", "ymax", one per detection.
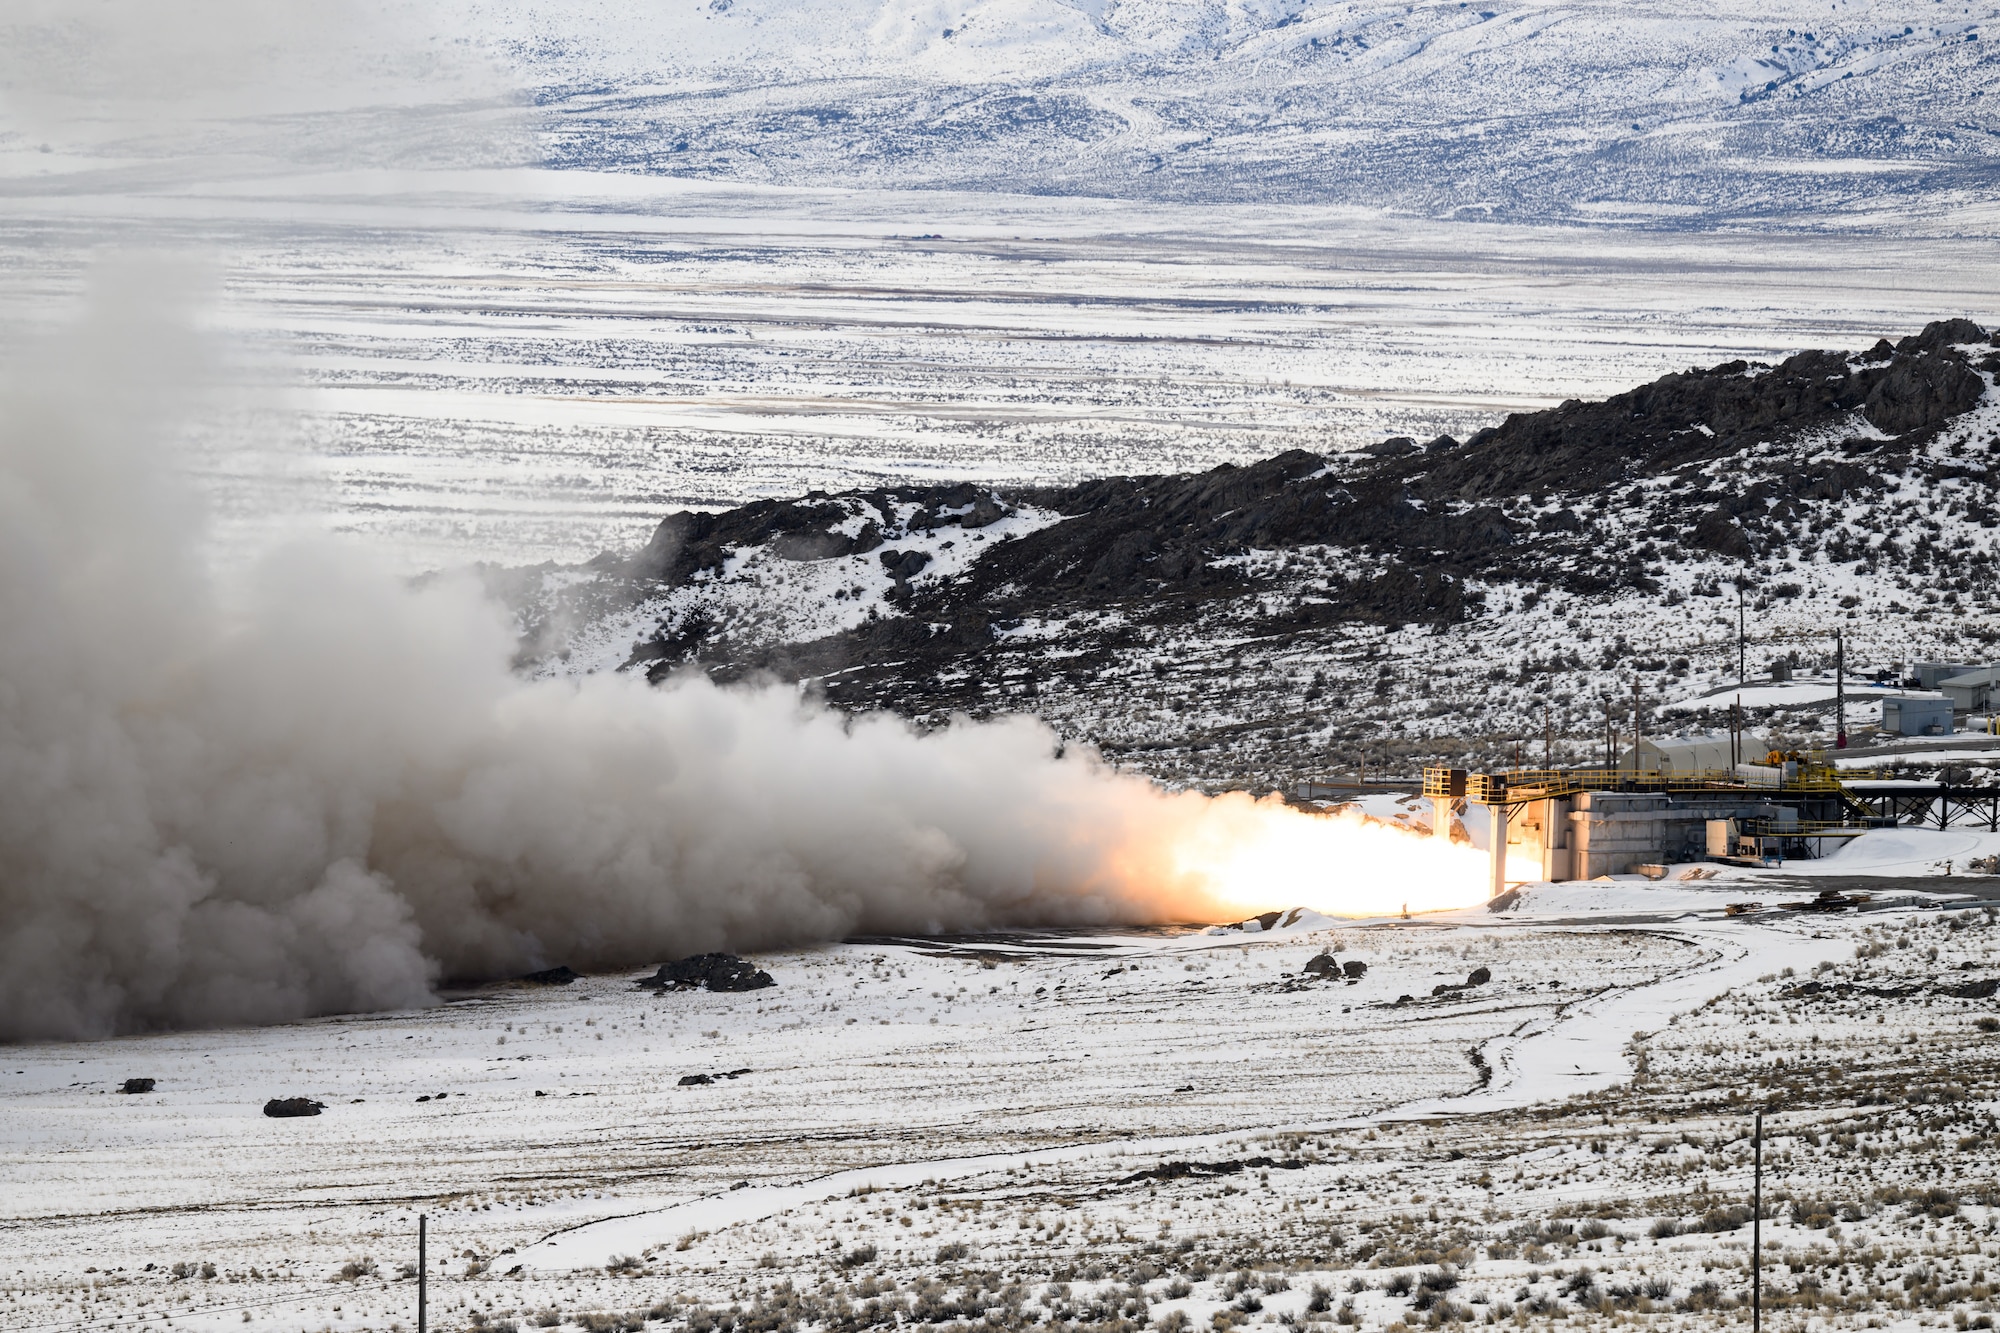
[
  {"xmin": 2, "ymin": 175, "xmax": 1998, "ymax": 573},
  {"xmin": 6, "ymin": 10, "xmax": 2000, "ymax": 1329},
  {"xmin": 6, "ymin": 898, "xmax": 1998, "ymax": 1333}
]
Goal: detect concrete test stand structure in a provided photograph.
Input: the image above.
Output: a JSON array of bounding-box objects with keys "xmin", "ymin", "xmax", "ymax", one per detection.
[{"xmin": 1416, "ymin": 760, "xmax": 1973, "ymax": 896}]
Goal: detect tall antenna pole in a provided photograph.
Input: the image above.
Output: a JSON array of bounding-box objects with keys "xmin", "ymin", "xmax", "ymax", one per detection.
[
  {"xmin": 1836, "ymin": 628, "xmax": 1847, "ymax": 750},
  {"xmin": 1752, "ymin": 1112, "xmax": 1763, "ymax": 1333},
  {"xmin": 1544, "ymin": 705, "xmax": 1553, "ymax": 770},
  {"xmin": 1632, "ymin": 677, "xmax": 1642, "ymax": 772},
  {"xmin": 1738, "ymin": 581, "xmax": 1748, "ymax": 685},
  {"xmin": 418, "ymin": 1214, "xmax": 428, "ymax": 1333}
]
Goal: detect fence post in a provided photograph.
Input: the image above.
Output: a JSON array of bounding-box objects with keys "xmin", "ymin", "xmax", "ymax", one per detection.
[
  {"xmin": 419, "ymin": 1214, "xmax": 427, "ymax": 1333},
  {"xmin": 1752, "ymin": 1112, "xmax": 1762, "ymax": 1333}
]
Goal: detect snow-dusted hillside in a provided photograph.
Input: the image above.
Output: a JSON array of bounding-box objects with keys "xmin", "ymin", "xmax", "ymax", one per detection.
[
  {"xmin": 500, "ymin": 0, "xmax": 2000, "ymax": 223},
  {"xmin": 7, "ymin": 3, "xmax": 1995, "ymax": 227},
  {"xmin": 507, "ymin": 317, "xmax": 2000, "ymax": 790}
]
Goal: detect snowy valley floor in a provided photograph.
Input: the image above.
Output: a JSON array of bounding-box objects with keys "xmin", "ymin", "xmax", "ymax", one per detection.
[{"xmin": 6, "ymin": 880, "xmax": 2000, "ymax": 1333}]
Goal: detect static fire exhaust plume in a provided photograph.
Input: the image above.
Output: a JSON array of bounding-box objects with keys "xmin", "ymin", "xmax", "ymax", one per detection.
[{"xmin": 0, "ymin": 273, "xmax": 1497, "ymax": 1042}]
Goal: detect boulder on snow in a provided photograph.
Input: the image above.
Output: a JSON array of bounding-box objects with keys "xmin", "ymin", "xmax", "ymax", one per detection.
[
  {"xmin": 1342, "ymin": 959, "xmax": 1367, "ymax": 982},
  {"xmin": 642, "ymin": 953, "xmax": 775, "ymax": 993},
  {"xmin": 119, "ymin": 1078, "xmax": 156, "ymax": 1095},
  {"xmin": 879, "ymin": 548, "xmax": 933, "ymax": 592},
  {"xmin": 521, "ymin": 965, "xmax": 579, "ymax": 986},
  {"xmin": 1302, "ymin": 952, "xmax": 1340, "ymax": 978},
  {"xmin": 263, "ymin": 1097, "xmax": 325, "ymax": 1118},
  {"xmin": 1432, "ymin": 966, "xmax": 1492, "ymax": 998},
  {"xmin": 679, "ymin": 1069, "xmax": 752, "ymax": 1086}
]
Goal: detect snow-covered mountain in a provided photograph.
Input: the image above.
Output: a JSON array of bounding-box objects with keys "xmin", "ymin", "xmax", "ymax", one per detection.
[
  {"xmin": 10, "ymin": 2, "xmax": 1991, "ymax": 227},
  {"xmin": 496, "ymin": 0, "xmax": 2000, "ymax": 223}
]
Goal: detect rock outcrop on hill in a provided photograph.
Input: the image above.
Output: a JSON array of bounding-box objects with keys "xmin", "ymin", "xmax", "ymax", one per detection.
[{"xmin": 512, "ymin": 321, "xmax": 1999, "ymax": 789}]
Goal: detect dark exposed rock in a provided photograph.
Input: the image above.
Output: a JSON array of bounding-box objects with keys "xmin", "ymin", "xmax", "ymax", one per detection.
[
  {"xmin": 1432, "ymin": 965, "xmax": 1492, "ymax": 997},
  {"xmin": 629, "ymin": 497, "xmax": 852, "ymax": 584},
  {"xmin": 119, "ymin": 1078, "xmax": 155, "ymax": 1095},
  {"xmin": 1690, "ymin": 506, "xmax": 1753, "ymax": 558},
  {"xmin": 1419, "ymin": 323, "xmax": 1988, "ymax": 500},
  {"xmin": 1302, "ymin": 951, "xmax": 1340, "ymax": 977},
  {"xmin": 910, "ymin": 483, "xmax": 1011, "ymax": 531},
  {"xmin": 879, "ymin": 547, "xmax": 933, "ymax": 591},
  {"xmin": 1118, "ymin": 1155, "xmax": 1305, "ymax": 1184},
  {"xmin": 642, "ymin": 953, "xmax": 776, "ymax": 992},
  {"xmin": 521, "ymin": 966, "xmax": 579, "ymax": 986},
  {"xmin": 1342, "ymin": 959, "xmax": 1368, "ymax": 981},
  {"xmin": 1898, "ymin": 318, "xmax": 1986, "ymax": 355},
  {"xmin": 680, "ymin": 1068, "xmax": 754, "ymax": 1087},
  {"xmin": 629, "ymin": 484, "xmax": 1012, "ymax": 586},
  {"xmin": 263, "ymin": 1097, "xmax": 325, "ymax": 1118},
  {"xmin": 773, "ymin": 521, "xmax": 881, "ymax": 562},
  {"xmin": 1862, "ymin": 353, "xmax": 1986, "ymax": 435}
]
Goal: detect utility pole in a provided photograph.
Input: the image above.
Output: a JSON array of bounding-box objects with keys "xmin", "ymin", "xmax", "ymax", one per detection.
[
  {"xmin": 1738, "ymin": 580, "xmax": 1748, "ymax": 685},
  {"xmin": 1752, "ymin": 1112, "xmax": 1763, "ymax": 1333},
  {"xmin": 1632, "ymin": 677, "xmax": 1643, "ymax": 771},
  {"xmin": 418, "ymin": 1214, "xmax": 427, "ymax": 1333},
  {"xmin": 1543, "ymin": 706, "xmax": 1553, "ymax": 770},
  {"xmin": 1836, "ymin": 628, "xmax": 1847, "ymax": 750}
]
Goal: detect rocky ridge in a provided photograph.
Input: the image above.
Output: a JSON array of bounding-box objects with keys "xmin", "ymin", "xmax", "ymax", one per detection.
[{"xmin": 512, "ymin": 320, "xmax": 2000, "ymax": 791}]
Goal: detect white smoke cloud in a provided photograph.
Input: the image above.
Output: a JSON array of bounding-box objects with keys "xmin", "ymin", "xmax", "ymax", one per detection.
[
  {"xmin": 0, "ymin": 5, "xmax": 1497, "ymax": 1043},
  {"xmin": 0, "ymin": 262, "xmax": 1500, "ymax": 1043}
]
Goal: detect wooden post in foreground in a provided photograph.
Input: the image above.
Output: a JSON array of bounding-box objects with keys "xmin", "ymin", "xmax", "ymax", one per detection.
[
  {"xmin": 418, "ymin": 1214, "xmax": 428, "ymax": 1333},
  {"xmin": 1752, "ymin": 1112, "xmax": 1762, "ymax": 1333}
]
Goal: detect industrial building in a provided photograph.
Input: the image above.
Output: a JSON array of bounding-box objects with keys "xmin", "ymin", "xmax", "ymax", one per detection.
[
  {"xmin": 1938, "ymin": 667, "xmax": 2000, "ymax": 715},
  {"xmin": 1880, "ymin": 693, "xmax": 1955, "ymax": 736},
  {"xmin": 1419, "ymin": 757, "xmax": 2000, "ymax": 892},
  {"xmin": 1495, "ymin": 786, "xmax": 1819, "ymax": 881},
  {"xmin": 1913, "ymin": 661, "xmax": 1995, "ymax": 690},
  {"xmin": 1424, "ymin": 752, "xmax": 2000, "ymax": 888},
  {"xmin": 1614, "ymin": 732, "xmax": 1742, "ymax": 775}
]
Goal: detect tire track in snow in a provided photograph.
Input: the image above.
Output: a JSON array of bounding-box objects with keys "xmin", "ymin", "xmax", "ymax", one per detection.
[{"xmin": 520, "ymin": 917, "xmax": 1834, "ymax": 1271}]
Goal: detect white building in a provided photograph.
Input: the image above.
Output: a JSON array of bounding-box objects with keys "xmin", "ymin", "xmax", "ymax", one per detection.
[
  {"xmin": 1938, "ymin": 668, "xmax": 2000, "ymax": 715},
  {"xmin": 1615, "ymin": 732, "xmax": 1759, "ymax": 776}
]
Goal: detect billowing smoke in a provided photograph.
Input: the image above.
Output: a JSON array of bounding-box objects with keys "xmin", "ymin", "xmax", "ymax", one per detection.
[
  {"xmin": 0, "ymin": 273, "xmax": 1493, "ymax": 1043},
  {"xmin": 0, "ymin": 6, "xmax": 1495, "ymax": 1042}
]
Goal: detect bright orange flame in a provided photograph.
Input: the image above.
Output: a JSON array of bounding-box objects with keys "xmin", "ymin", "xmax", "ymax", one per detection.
[{"xmin": 1167, "ymin": 793, "xmax": 1496, "ymax": 919}]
